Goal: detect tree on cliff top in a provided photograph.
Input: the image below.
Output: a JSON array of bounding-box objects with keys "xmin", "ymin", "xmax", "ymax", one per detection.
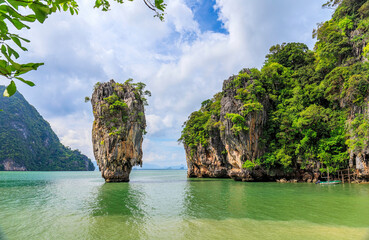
[{"xmin": 0, "ymin": 0, "xmax": 165, "ymax": 98}]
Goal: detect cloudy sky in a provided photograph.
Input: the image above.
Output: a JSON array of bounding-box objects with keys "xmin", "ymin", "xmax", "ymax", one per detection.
[{"xmin": 9, "ymin": 0, "xmax": 333, "ymax": 168}]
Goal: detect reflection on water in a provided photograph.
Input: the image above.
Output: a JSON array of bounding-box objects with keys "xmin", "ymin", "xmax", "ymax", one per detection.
[
  {"xmin": 0, "ymin": 171, "xmax": 369, "ymax": 240},
  {"xmin": 0, "ymin": 227, "xmax": 6, "ymax": 240},
  {"xmin": 182, "ymin": 179, "xmax": 239, "ymax": 219},
  {"xmin": 183, "ymin": 179, "xmax": 369, "ymax": 227},
  {"xmin": 89, "ymin": 183, "xmax": 149, "ymax": 239},
  {"xmin": 93, "ymin": 183, "xmax": 146, "ymax": 216}
]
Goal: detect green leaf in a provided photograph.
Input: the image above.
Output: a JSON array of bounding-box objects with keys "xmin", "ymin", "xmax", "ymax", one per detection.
[
  {"xmin": 17, "ymin": 35, "xmax": 30, "ymax": 43},
  {"xmin": 63, "ymin": 3, "xmax": 68, "ymax": 11},
  {"xmin": 14, "ymin": 62, "xmax": 44, "ymax": 76},
  {"xmin": 0, "ymin": 5, "xmax": 20, "ymax": 18},
  {"xmin": 57, "ymin": 0, "xmax": 73, "ymax": 4},
  {"xmin": 0, "ymin": 66, "xmax": 10, "ymax": 75},
  {"xmin": 20, "ymin": 14, "xmax": 37, "ymax": 23},
  {"xmin": 5, "ymin": 44, "xmax": 19, "ymax": 58},
  {"xmin": 9, "ymin": 17, "xmax": 29, "ymax": 30},
  {"xmin": 1, "ymin": 44, "xmax": 6, "ymax": 55},
  {"xmin": 15, "ymin": 77, "xmax": 35, "ymax": 87},
  {"xmin": 95, "ymin": 0, "xmax": 102, "ymax": 8},
  {"xmin": 4, "ymin": 80, "xmax": 16, "ymax": 97},
  {"xmin": 155, "ymin": 0, "xmax": 166, "ymax": 11},
  {"xmin": 11, "ymin": 36, "xmax": 28, "ymax": 51},
  {"xmin": 0, "ymin": 19, "xmax": 9, "ymax": 33},
  {"xmin": 29, "ymin": 3, "xmax": 50, "ymax": 23},
  {"xmin": 6, "ymin": 0, "xmax": 28, "ymax": 10}
]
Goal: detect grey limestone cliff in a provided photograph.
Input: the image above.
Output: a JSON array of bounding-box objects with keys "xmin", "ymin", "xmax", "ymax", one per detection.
[
  {"xmin": 183, "ymin": 70, "xmax": 274, "ymax": 181},
  {"xmin": 91, "ymin": 80, "xmax": 147, "ymax": 182}
]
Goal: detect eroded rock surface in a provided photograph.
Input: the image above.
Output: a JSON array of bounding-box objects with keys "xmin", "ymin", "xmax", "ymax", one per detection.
[
  {"xmin": 181, "ymin": 71, "xmax": 324, "ymax": 182},
  {"xmin": 183, "ymin": 71, "xmax": 275, "ymax": 181},
  {"xmin": 91, "ymin": 80, "xmax": 147, "ymax": 182},
  {"xmin": 180, "ymin": 0, "xmax": 369, "ymax": 182}
]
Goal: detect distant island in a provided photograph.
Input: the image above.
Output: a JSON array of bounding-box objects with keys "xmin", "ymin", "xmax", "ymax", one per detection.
[
  {"xmin": 0, "ymin": 86, "xmax": 94, "ymax": 171},
  {"xmin": 133, "ymin": 163, "xmax": 187, "ymax": 170}
]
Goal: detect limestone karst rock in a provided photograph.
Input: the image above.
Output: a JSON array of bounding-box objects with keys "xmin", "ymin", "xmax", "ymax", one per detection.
[
  {"xmin": 91, "ymin": 79, "xmax": 148, "ymax": 182},
  {"xmin": 182, "ymin": 70, "xmax": 273, "ymax": 182},
  {"xmin": 180, "ymin": 0, "xmax": 369, "ymax": 182},
  {"xmin": 180, "ymin": 68, "xmax": 369, "ymax": 182}
]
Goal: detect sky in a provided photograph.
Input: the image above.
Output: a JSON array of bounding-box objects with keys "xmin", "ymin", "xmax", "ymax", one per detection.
[{"xmin": 6, "ymin": 0, "xmax": 333, "ymax": 168}]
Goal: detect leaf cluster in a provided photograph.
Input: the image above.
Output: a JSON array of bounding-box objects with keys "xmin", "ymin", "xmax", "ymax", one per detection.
[
  {"xmin": 1, "ymin": 0, "xmax": 165, "ymax": 99},
  {"xmin": 0, "ymin": 0, "xmax": 80, "ymax": 97},
  {"xmin": 94, "ymin": 0, "xmax": 166, "ymax": 20}
]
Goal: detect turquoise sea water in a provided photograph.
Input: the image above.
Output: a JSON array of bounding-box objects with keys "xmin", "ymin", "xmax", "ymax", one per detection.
[{"xmin": 0, "ymin": 170, "xmax": 368, "ymax": 240}]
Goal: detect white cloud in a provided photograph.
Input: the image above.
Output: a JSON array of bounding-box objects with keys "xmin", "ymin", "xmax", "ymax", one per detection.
[
  {"xmin": 166, "ymin": 0, "xmax": 200, "ymax": 34},
  {"xmin": 11, "ymin": 0, "xmax": 332, "ymax": 167},
  {"xmin": 47, "ymin": 111, "xmax": 94, "ymax": 160}
]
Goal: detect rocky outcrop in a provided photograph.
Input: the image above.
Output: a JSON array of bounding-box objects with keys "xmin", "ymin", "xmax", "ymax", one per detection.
[
  {"xmin": 346, "ymin": 101, "xmax": 369, "ymax": 180},
  {"xmin": 2, "ymin": 159, "xmax": 26, "ymax": 171},
  {"xmin": 185, "ymin": 127, "xmax": 229, "ymax": 178},
  {"xmin": 182, "ymin": 1, "xmax": 369, "ymax": 182},
  {"xmin": 182, "ymin": 71, "xmax": 324, "ymax": 182},
  {"xmin": 183, "ymin": 70, "xmax": 368, "ymax": 182},
  {"xmin": 220, "ymin": 74, "xmax": 269, "ymax": 180},
  {"xmin": 184, "ymin": 70, "xmax": 274, "ymax": 181},
  {"xmin": 91, "ymin": 80, "xmax": 147, "ymax": 182}
]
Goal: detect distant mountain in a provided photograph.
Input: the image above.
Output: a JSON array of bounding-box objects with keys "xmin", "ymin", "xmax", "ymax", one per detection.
[
  {"xmin": 0, "ymin": 86, "xmax": 94, "ymax": 171},
  {"xmin": 133, "ymin": 163, "xmax": 187, "ymax": 170}
]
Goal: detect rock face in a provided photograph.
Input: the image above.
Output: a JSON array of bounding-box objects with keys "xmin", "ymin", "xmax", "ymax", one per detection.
[
  {"xmin": 2, "ymin": 159, "xmax": 27, "ymax": 171},
  {"xmin": 182, "ymin": 71, "xmax": 322, "ymax": 182},
  {"xmin": 220, "ymin": 74, "xmax": 269, "ymax": 181},
  {"xmin": 181, "ymin": 1, "xmax": 369, "ymax": 182},
  {"xmin": 184, "ymin": 71, "xmax": 274, "ymax": 181},
  {"xmin": 91, "ymin": 80, "xmax": 147, "ymax": 182},
  {"xmin": 181, "ymin": 68, "xmax": 367, "ymax": 182},
  {"xmin": 346, "ymin": 101, "xmax": 369, "ymax": 180}
]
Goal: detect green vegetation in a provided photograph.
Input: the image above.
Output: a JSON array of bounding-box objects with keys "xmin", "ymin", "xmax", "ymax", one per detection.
[
  {"xmin": 243, "ymin": 160, "xmax": 256, "ymax": 170},
  {"xmin": 178, "ymin": 93, "xmax": 222, "ymax": 153},
  {"xmin": 180, "ymin": 0, "xmax": 369, "ymax": 173},
  {"xmin": 0, "ymin": 0, "xmax": 165, "ymax": 98},
  {"xmin": 0, "ymin": 86, "xmax": 94, "ymax": 171},
  {"xmin": 96, "ymin": 79, "xmax": 149, "ymax": 137},
  {"xmin": 104, "ymin": 93, "xmax": 128, "ymax": 114},
  {"xmin": 225, "ymin": 113, "xmax": 248, "ymax": 134}
]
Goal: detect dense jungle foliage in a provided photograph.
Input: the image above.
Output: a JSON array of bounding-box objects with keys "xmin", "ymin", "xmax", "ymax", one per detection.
[
  {"xmin": 179, "ymin": 0, "xmax": 369, "ymax": 173},
  {"xmin": 0, "ymin": 86, "xmax": 95, "ymax": 171}
]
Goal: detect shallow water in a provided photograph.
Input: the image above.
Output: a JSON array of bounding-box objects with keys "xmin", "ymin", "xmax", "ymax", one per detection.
[{"xmin": 0, "ymin": 170, "xmax": 368, "ymax": 240}]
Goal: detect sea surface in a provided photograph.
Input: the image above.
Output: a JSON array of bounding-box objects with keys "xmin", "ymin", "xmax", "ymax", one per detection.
[{"xmin": 0, "ymin": 170, "xmax": 368, "ymax": 240}]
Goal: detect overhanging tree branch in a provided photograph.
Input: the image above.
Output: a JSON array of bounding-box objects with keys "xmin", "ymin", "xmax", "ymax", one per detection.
[{"xmin": 0, "ymin": 0, "xmax": 166, "ymax": 97}]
